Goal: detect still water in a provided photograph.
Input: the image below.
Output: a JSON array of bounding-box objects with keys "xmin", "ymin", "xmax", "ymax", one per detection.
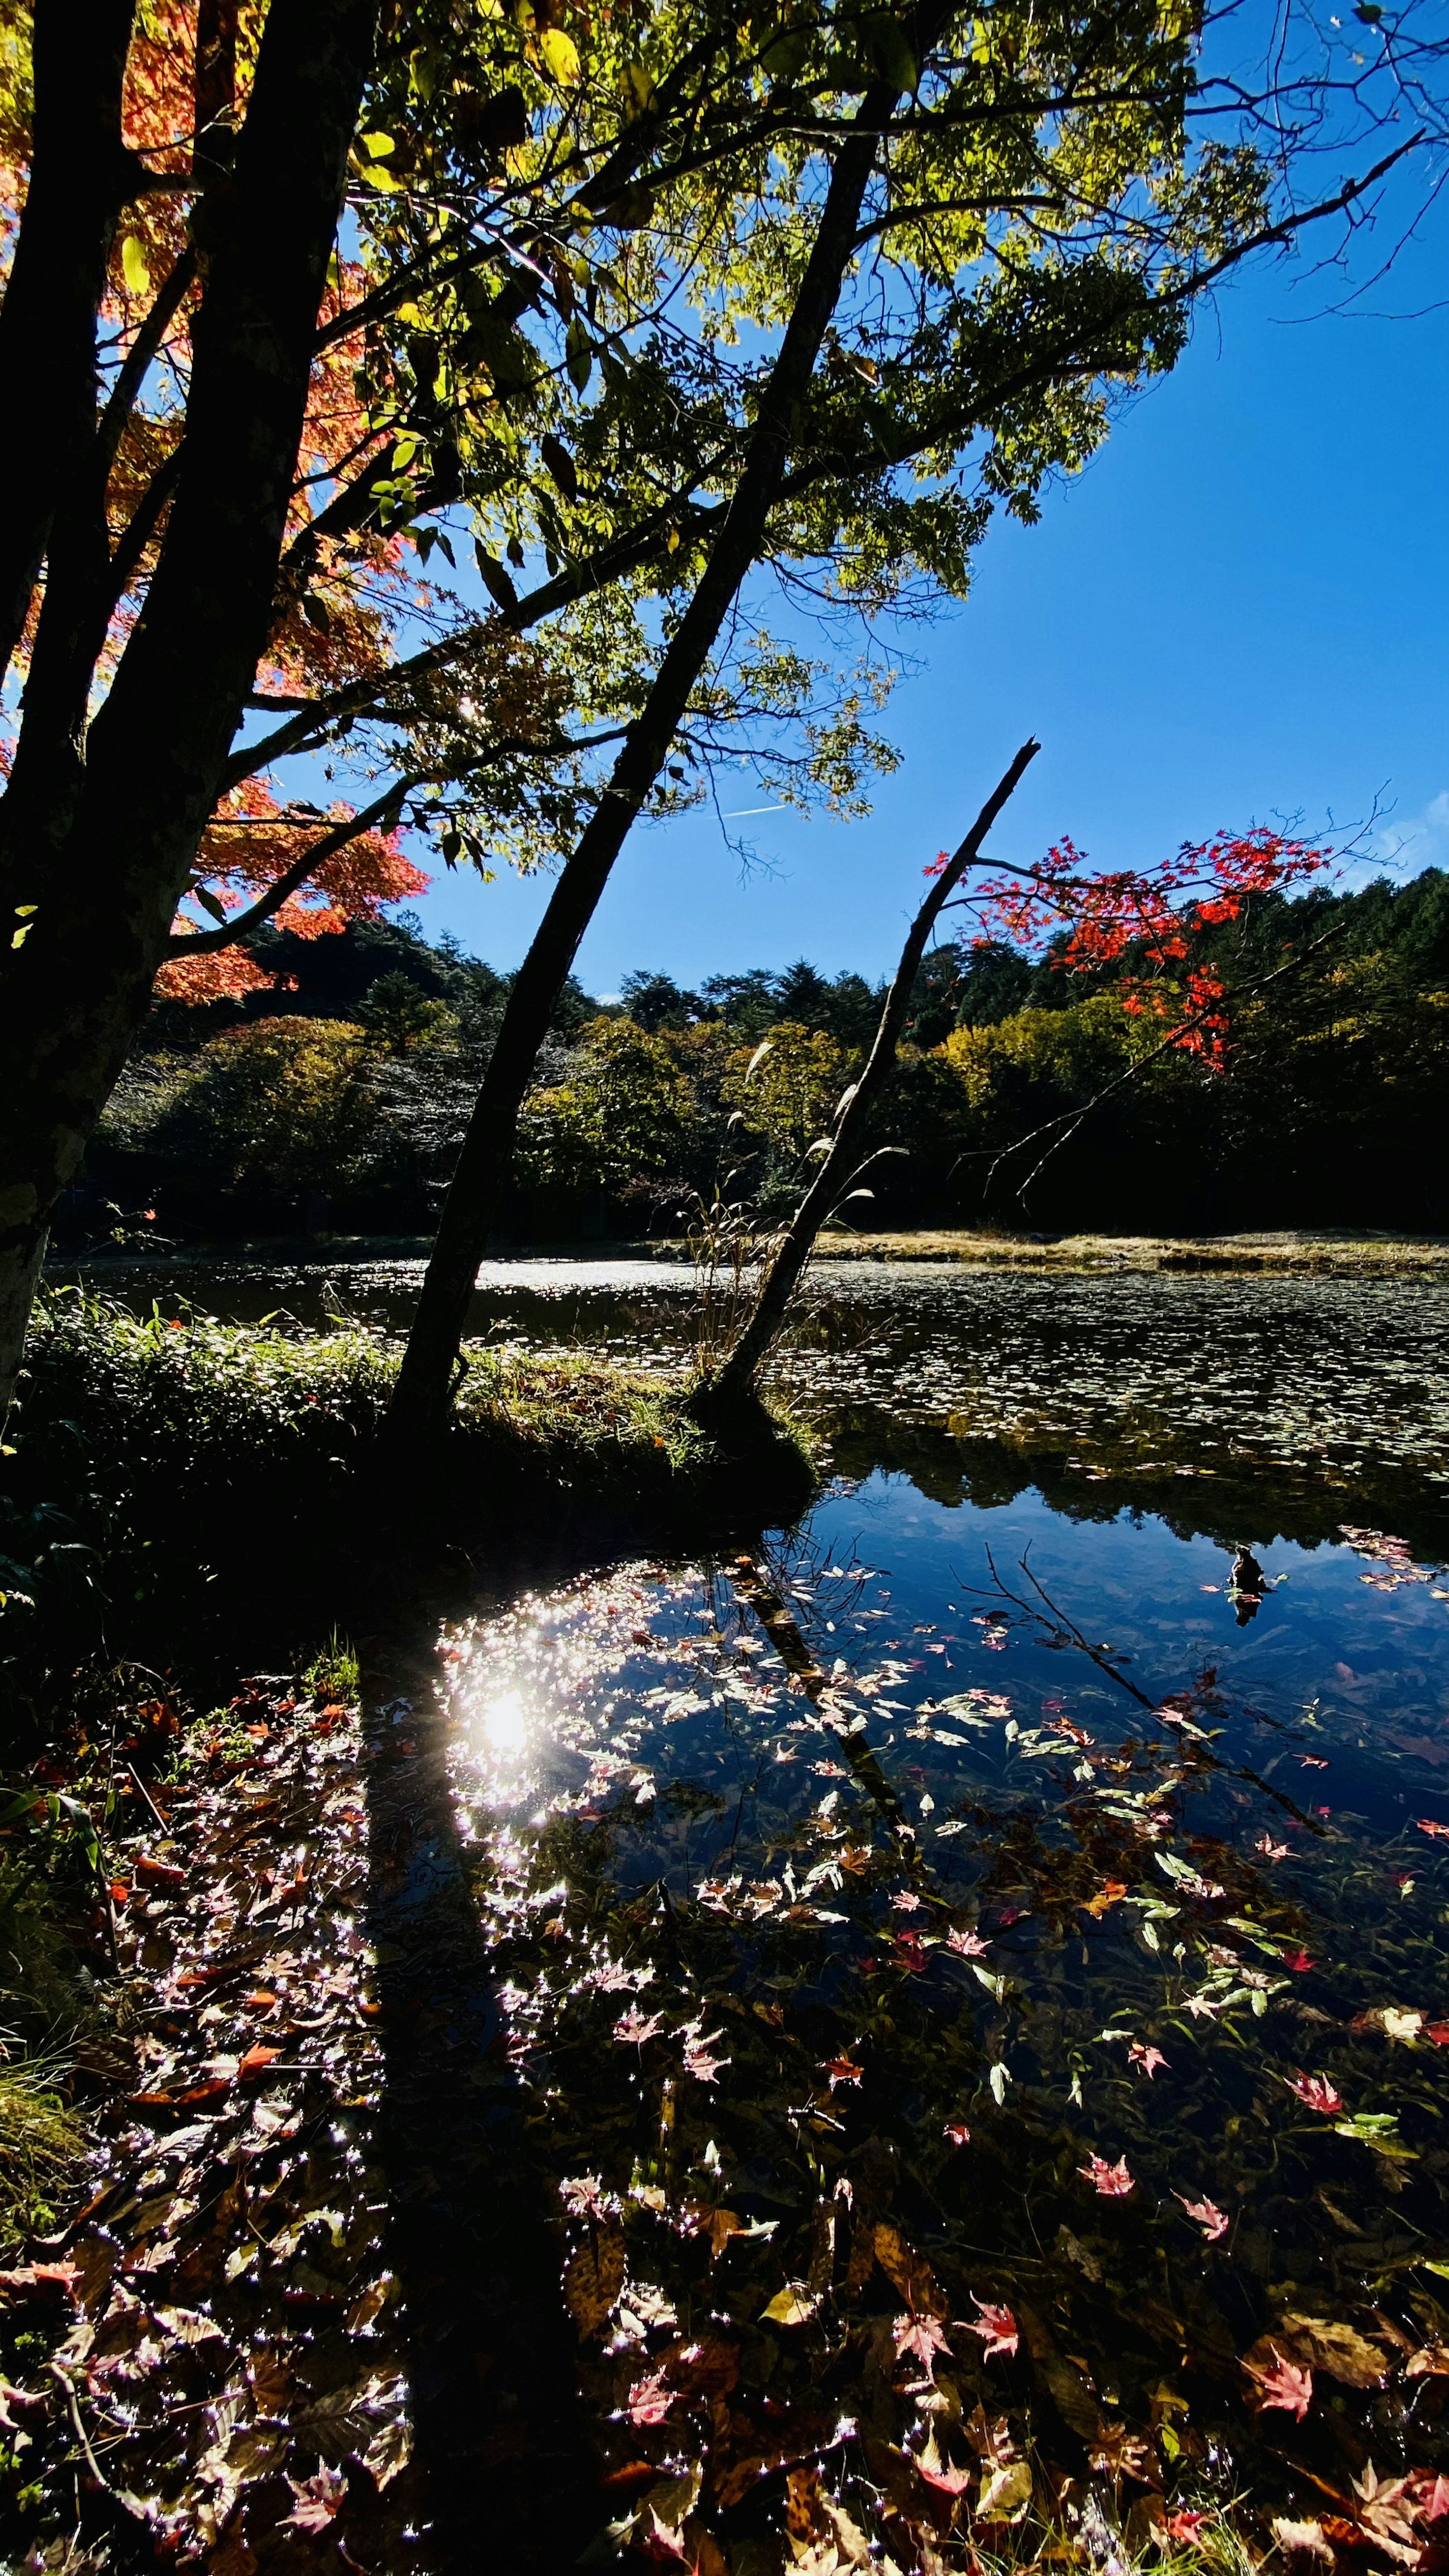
[{"xmin": 88, "ymin": 1256, "xmax": 1449, "ymax": 2559}]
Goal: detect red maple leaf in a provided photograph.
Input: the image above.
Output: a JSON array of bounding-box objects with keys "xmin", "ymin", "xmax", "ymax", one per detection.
[
  {"xmin": 966, "ymin": 2299, "xmax": 1019, "ymax": 2359},
  {"xmin": 1175, "ymin": 2193, "xmax": 1229, "ymax": 2242},
  {"xmin": 822, "ymin": 2055, "xmax": 863, "ymax": 2090},
  {"xmin": 892, "ymin": 1930, "xmax": 928, "ymax": 1972},
  {"xmin": 1129, "ymin": 2042, "xmax": 1168, "ymax": 2079},
  {"xmin": 943, "ymin": 2120, "xmax": 971, "ymax": 2147},
  {"xmin": 1244, "ymin": 2347, "xmax": 1313, "ymax": 2419},
  {"xmin": 1281, "ymin": 1949, "xmax": 1315, "ymax": 1973},
  {"xmin": 1415, "ymin": 1818, "xmax": 1449, "ymax": 1839},
  {"xmin": 613, "ymin": 2008, "xmax": 664, "ymax": 2048},
  {"xmin": 947, "ymin": 1927, "xmax": 989, "ymax": 1956},
  {"xmin": 1079, "ymin": 2153, "xmax": 1134, "ymax": 2197},
  {"xmin": 893, "ymin": 2312, "xmax": 952, "ymax": 2373},
  {"xmin": 1288, "ymin": 2071, "xmax": 1342, "ymax": 2114},
  {"xmin": 283, "ymin": 2466, "xmax": 347, "ymax": 2531},
  {"xmin": 628, "ymin": 2370, "xmax": 676, "ymax": 2426}
]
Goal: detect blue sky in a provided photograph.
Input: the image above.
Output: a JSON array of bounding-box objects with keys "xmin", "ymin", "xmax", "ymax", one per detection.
[{"xmin": 403, "ymin": 202, "xmax": 1449, "ymax": 995}]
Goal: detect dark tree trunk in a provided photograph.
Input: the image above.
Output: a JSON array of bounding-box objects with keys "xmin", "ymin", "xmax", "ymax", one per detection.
[
  {"xmin": 0, "ymin": 0, "xmax": 377, "ymax": 1423},
  {"xmin": 0, "ymin": 0, "xmax": 138, "ymax": 686},
  {"xmin": 386, "ymin": 55, "xmax": 933, "ymax": 1445},
  {"xmin": 689, "ymin": 740, "xmax": 1040, "ymax": 1423}
]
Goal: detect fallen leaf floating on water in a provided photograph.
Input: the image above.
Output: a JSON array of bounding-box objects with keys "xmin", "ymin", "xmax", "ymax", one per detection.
[
  {"xmin": 1415, "ymin": 1818, "xmax": 1449, "ymax": 1839},
  {"xmin": 1281, "ymin": 1949, "xmax": 1316, "ymax": 1972},
  {"xmin": 760, "ymin": 2284, "xmax": 821, "ymax": 2327},
  {"xmin": 966, "ymin": 2299, "xmax": 1019, "ymax": 2359},
  {"xmin": 946, "ymin": 1926, "xmax": 989, "ymax": 1955},
  {"xmin": 613, "ymin": 2007, "xmax": 664, "ymax": 2047},
  {"xmin": 821, "ymin": 2055, "xmax": 863, "ymax": 2089},
  {"xmin": 283, "ymin": 2465, "xmax": 347, "ymax": 2532},
  {"xmin": 1244, "ymin": 2345, "xmax": 1314, "ymax": 2418},
  {"xmin": 628, "ymin": 2369, "xmax": 676, "ymax": 2425},
  {"xmin": 1083, "ymin": 1879, "xmax": 1128, "ymax": 1917},
  {"xmin": 1128, "ymin": 2042, "xmax": 1168, "ymax": 2079},
  {"xmin": 1168, "ymin": 2510, "xmax": 1209, "ymax": 2546},
  {"xmin": 1272, "ymin": 2519, "xmax": 1334, "ymax": 2563},
  {"xmin": 893, "ymin": 2311, "xmax": 952, "ymax": 2374},
  {"xmin": 1256, "ymin": 1835, "xmax": 1290, "ymax": 1861},
  {"xmin": 1289, "ymin": 2071, "xmax": 1344, "ymax": 2113},
  {"xmin": 943, "ymin": 2120, "xmax": 971, "ymax": 2147},
  {"xmin": 1079, "ymin": 2153, "xmax": 1134, "ymax": 2196},
  {"xmin": 1176, "ymin": 2193, "xmax": 1230, "ymax": 2241}
]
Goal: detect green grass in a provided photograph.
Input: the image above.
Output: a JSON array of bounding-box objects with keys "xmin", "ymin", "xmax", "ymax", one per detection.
[{"xmin": 0, "ymin": 2052, "xmax": 85, "ymax": 2252}]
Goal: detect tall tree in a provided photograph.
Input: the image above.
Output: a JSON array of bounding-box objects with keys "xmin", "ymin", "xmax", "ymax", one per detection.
[{"xmin": 0, "ymin": 0, "xmax": 1430, "ymax": 1425}]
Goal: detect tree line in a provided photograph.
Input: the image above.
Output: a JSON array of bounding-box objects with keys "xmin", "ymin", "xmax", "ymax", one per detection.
[
  {"xmin": 1, "ymin": 0, "xmax": 1440, "ymax": 1436},
  {"xmin": 81, "ymin": 861, "xmax": 1449, "ymax": 1244}
]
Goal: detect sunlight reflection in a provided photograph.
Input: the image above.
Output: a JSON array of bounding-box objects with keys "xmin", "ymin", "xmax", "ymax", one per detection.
[{"xmin": 478, "ymin": 1687, "xmax": 528, "ymax": 1758}]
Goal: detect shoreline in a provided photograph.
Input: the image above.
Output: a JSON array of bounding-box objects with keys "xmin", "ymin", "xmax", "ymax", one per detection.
[{"xmin": 51, "ymin": 1225, "xmax": 1449, "ymax": 1276}]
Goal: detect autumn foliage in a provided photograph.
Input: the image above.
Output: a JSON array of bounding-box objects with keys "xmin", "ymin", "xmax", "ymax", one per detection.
[{"xmin": 929, "ymin": 828, "xmax": 1330, "ymax": 1064}]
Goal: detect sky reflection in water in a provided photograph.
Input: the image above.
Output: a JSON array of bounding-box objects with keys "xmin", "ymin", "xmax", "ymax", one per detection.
[{"xmin": 437, "ymin": 1423, "xmax": 1449, "ymax": 2569}]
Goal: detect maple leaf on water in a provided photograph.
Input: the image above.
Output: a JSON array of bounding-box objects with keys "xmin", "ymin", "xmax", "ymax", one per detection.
[
  {"xmin": 613, "ymin": 2008, "xmax": 664, "ymax": 2048},
  {"xmin": 283, "ymin": 2465, "xmax": 347, "ymax": 2532},
  {"xmin": 967, "ymin": 2299, "xmax": 1020, "ymax": 2359},
  {"xmin": 1083, "ymin": 1879, "xmax": 1128, "ymax": 1918},
  {"xmin": 893, "ymin": 1931, "xmax": 928, "ymax": 1972},
  {"xmin": 681, "ymin": 2027, "xmax": 729, "ymax": 2084},
  {"xmin": 1079, "ymin": 2153, "xmax": 1134, "ymax": 2197},
  {"xmin": 1166, "ymin": 2511, "xmax": 1207, "ymax": 2545},
  {"xmin": 1175, "ymin": 2193, "xmax": 1229, "ymax": 2241},
  {"xmin": 943, "ymin": 2120, "xmax": 971, "ymax": 2147},
  {"xmin": 1255, "ymin": 1835, "xmax": 1290, "ymax": 1861},
  {"xmin": 560, "ymin": 2173, "xmax": 615, "ymax": 2221},
  {"xmin": 894, "ymin": 2312, "xmax": 953, "ymax": 2377},
  {"xmin": 628, "ymin": 2370, "xmax": 676, "ymax": 2426},
  {"xmin": 891, "ymin": 1889, "xmax": 923, "ymax": 1912},
  {"xmin": 1415, "ymin": 1818, "xmax": 1449, "ymax": 1839},
  {"xmin": 947, "ymin": 1926, "xmax": 989, "ymax": 1956},
  {"xmin": 1288, "ymin": 2071, "xmax": 1343, "ymax": 2114},
  {"xmin": 916, "ymin": 2441, "xmax": 974, "ymax": 2495},
  {"xmin": 1406, "ymin": 2473, "xmax": 1449, "ymax": 2522},
  {"xmin": 822, "ymin": 2055, "xmax": 863, "ymax": 2090},
  {"xmin": 1281, "ymin": 1949, "xmax": 1315, "ymax": 1972},
  {"xmin": 1129, "ymin": 2042, "xmax": 1168, "ymax": 2079},
  {"xmin": 1245, "ymin": 2346, "xmax": 1314, "ymax": 2418}
]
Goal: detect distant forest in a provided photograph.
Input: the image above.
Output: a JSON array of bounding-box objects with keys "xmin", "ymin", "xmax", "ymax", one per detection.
[{"xmin": 74, "ymin": 867, "xmax": 1449, "ymax": 1244}]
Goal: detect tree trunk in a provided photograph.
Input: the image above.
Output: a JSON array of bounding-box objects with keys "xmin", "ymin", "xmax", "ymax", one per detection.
[
  {"xmin": 0, "ymin": 0, "xmax": 138, "ymax": 688},
  {"xmin": 689, "ymin": 740, "xmax": 1040, "ymax": 1424},
  {"xmin": 0, "ymin": 0, "xmax": 377, "ymax": 1427},
  {"xmin": 387, "ymin": 55, "xmax": 926, "ymax": 1445}
]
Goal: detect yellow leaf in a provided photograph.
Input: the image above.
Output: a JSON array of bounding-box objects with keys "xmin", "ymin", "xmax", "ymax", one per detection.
[
  {"xmin": 121, "ymin": 235, "xmax": 150, "ymax": 296},
  {"xmin": 539, "ymin": 26, "xmax": 580, "ymax": 81},
  {"xmin": 760, "ymin": 2283, "xmax": 820, "ymax": 2325}
]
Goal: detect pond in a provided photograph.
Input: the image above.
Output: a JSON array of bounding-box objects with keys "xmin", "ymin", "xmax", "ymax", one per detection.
[{"xmin": 85, "ymin": 1255, "xmax": 1449, "ymax": 2567}]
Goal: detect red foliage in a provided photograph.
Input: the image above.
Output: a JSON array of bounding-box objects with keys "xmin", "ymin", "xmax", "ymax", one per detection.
[
  {"xmin": 926, "ymin": 828, "xmax": 1329, "ymax": 1067},
  {"xmin": 158, "ymin": 781, "xmax": 428, "ymax": 1003}
]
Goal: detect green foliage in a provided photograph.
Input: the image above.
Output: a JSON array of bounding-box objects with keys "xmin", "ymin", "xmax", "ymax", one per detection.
[{"xmin": 302, "ymin": 1629, "xmax": 361, "ymax": 1703}]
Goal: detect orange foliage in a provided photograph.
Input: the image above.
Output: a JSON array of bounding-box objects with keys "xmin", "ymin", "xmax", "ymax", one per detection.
[{"xmin": 160, "ymin": 781, "xmax": 429, "ymax": 1004}]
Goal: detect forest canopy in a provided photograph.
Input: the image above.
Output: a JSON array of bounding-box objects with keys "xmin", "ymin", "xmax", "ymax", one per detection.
[{"xmin": 86, "ymin": 865, "xmax": 1449, "ymax": 1243}]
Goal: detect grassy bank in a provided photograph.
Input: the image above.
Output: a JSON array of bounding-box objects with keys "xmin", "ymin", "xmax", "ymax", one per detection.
[{"xmin": 2, "ymin": 1290, "xmax": 815, "ymax": 1727}]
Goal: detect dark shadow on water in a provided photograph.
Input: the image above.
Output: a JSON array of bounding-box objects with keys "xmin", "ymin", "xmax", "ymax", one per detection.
[{"xmin": 362, "ymin": 1605, "xmax": 601, "ymax": 2573}]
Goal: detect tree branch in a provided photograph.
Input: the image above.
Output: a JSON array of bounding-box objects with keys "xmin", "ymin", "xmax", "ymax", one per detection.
[{"xmin": 164, "ymin": 783, "xmax": 408, "ymax": 957}]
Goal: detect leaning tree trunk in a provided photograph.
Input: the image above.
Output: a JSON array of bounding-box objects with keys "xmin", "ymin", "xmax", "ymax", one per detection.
[
  {"xmin": 385, "ymin": 38, "xmax": 945, "ymax": 1447},
  {"xmin": 688, "ymin": 739, "xmax": 1040, "ymax": 1424},
  {"xmin": 0, "ymin": 0, "xmax": 376, "ymax": 1428}
]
